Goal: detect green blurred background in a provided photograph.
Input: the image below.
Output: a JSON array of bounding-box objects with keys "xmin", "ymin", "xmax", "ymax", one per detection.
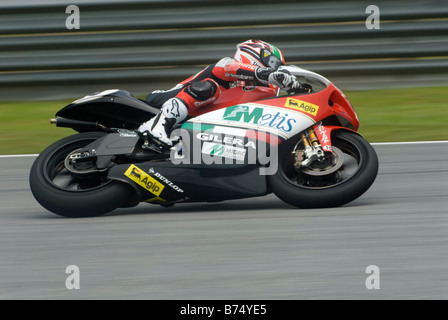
[{"xmin": 1, "ymin": 0, "xmax": 447, "ymax": 154}]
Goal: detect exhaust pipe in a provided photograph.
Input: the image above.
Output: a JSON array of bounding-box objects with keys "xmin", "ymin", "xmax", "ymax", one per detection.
[{"xmin": 50, "ymin": 116, "xmax": 107, "ymax": 131}]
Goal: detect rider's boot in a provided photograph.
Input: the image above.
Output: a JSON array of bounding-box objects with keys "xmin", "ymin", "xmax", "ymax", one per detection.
[{"xmin": 138, "ymin": 98, "xmax": 188, "ymax": 146}]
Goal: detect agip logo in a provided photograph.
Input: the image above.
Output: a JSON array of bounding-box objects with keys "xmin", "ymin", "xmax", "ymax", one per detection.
[
  {"xmin": 124, "ymin": 164, "xmax": 164, "ymax": 196},
  {"xmin": 201, "ymin": 142, "xmax": 246, "ymax": 161},
  {"xmin": 285, "ymin": 98, "xmax": 319, "ymax": 116}
]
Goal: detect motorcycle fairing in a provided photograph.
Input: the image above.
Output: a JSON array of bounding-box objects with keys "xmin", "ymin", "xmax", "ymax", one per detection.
[
  {"xmin": 177, "ymin": 100, "xmax": 316, "ymax": 166},
  {"xmin": 69, "ymin": 130, "xmax": 269, "ymax": 203},
  {"xmin": 262, "ymin": 84, "xmax": 359, "ymax": 131},
  {"xmin": 176, "ymin": 122, "xmax": 276, "ymax": 166},
  {"xmin": 56, "ymin": 89, "xmax": 160, "ymax": 131},
  {"xmin": 181, "ymin": 83, "xmax": 360, "ymax": 164},
  {"xmin": 108, "ymin": 161, "xmax": 268, "ymax": 204},
  {"xmin": 187, "ymin": 86, "xmax": 278, "ymax": 117},
  {"xmin": 313, "ymin": 124, "xmax": 361, "ymax": 152},
  {"xmin": 189, "ymin": 101, "xmax": 316, "ymax": 141}
]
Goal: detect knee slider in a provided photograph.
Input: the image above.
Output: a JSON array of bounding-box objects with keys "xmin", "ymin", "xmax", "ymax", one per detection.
[{"xmin": 185, "ymin": 80, "xmax": 218, "ymax": 101}]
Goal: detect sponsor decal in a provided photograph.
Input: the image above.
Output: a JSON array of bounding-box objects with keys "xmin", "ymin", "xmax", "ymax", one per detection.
[
  {"xmin": 169, "ymin": 99, "xmax": 180, "ymax": 117},
  {"xmin": 117, "ymin": 129, "xmax": 138, "ymax": 138},
  {"xmin": 224, "ymin": 61, "xmax": 257, "ymax": 72},
  {"xmin": 225, "ymin": 73, "xmax": 254, "ymax": 80},
  {"xmin": 285, "ymin": 98, "xmax": 319, "ymax": 116},
  {"xmin": 223, "ymin": 105, "xmax": 296, "ymax": 132},
  {"xmin": 194, "ymin": 97, "xmax": 217, "ymax": 107},
  {"xmin": 124, "ymin": 164, "xmax": 164, "ymax": 196},
  {"xmin": 223, "ymin": 105, "xmax": 261, "ymax": 122},
  {"xmin": 187, "ymin": 102, "xmax": 316, "ymax": 141},
  {"xmin": 201, "ymin": 142, "xmax": 246, "ymax": 161},
  {"xmin": 314, "ymin": 124, "xmax": 333, "ymax": 152},
  {"xmin": 150, "ymin": 168, "xmax": 184, "ymax": 193},
  {"xmin": 119, "ymin": 132, "xmax": 137, "ymax": 138},
  {"xmin": 196, "ymin": 132, "xmax": 256, "ymax": 149},
  {"xmin": 171, "ymin": 123, "xmax": 280, "ymax": 175}
]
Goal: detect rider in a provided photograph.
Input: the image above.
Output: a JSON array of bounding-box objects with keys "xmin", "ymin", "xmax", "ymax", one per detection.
[{"xmin": 138, "ymin": 39, "xmax": 302, "ymax": 146}]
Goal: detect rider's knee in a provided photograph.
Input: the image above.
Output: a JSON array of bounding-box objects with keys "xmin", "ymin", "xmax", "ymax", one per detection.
[{"xmin": 183, "ymin": 79, "xmax": 221, "ymax": 111}]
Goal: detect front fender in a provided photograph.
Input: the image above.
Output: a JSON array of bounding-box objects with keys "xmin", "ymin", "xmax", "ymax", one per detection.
[{"xmin": 313, "ymin": 124, "xmax": 361, "ymax": 152}]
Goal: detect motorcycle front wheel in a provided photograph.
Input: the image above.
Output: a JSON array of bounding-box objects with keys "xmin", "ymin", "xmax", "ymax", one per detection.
[
  {"xmin": 268, "ymin": 130, "xmax": 379, "ymax": 208},
  {"xmin": 29, "ymin": 132, "xmax": 135, "ymax": 217}
]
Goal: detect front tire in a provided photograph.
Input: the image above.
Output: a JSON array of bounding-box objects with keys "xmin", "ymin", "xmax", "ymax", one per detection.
[
  {"xmin": 268, "ymin": 130, "xmax": 379, "ymax": 208},
  {"xmin": 29, "ymin": 132, "xmax": 135, "ymax": 217}
]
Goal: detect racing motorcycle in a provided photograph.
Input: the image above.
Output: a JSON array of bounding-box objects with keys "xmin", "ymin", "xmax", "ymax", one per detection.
[{"xmin": 29, "ymin": 66, "xmax": 379, "ymax": 217}]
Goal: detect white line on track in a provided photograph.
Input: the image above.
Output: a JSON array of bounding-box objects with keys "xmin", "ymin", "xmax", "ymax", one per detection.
[
  {"xmin": 371, "ymin": 140, "xmax": 448, "ymax": 145},
  {"xmin": 0, "ymin": 141, "xmax": 447, "ymax": 158},
  {"xmin": 0, "ymin": 154, "xmax": 39, "ymax": 158}
]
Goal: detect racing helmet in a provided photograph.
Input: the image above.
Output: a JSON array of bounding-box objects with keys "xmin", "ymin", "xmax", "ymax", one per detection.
[{"xmin": 234, "ymin": 39, "xmax": 285, "ymax": 70}]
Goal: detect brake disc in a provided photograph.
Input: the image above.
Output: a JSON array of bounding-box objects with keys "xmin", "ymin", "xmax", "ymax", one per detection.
[{"xmin": 301, "ymin": 146, "xmax": 344, "ymax": 176}]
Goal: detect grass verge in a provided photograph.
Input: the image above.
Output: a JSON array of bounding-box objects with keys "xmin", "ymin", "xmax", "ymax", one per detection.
[{"xmin": 1, "ymin": 86, "xmax": 447, "ymax": 155}]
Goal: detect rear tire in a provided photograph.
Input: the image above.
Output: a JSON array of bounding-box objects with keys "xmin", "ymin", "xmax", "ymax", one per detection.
[
  {"xmin": 29, "ymin": 132, "xmax": 135, "ymax": 217},
  {"xmin": 268, "ymin": 130, "xmax": 378, "ymax": 208}
]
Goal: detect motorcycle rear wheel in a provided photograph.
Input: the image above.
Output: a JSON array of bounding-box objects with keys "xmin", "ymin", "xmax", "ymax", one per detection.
[
  {"xmin": 268, "ymin": 130, "xmax": 378, "ymax": 208},
  {"xmin": 29, "ymin": 132, "xmax": 135, "ymax": 217}
]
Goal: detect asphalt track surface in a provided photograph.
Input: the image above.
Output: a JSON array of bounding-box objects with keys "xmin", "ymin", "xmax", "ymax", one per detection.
[{"xmin": 0, "ymin": 142, "xmax": 447, "ymax": 300}]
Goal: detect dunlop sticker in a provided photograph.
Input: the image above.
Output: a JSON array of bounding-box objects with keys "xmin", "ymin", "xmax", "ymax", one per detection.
[
  {"xmin": 285, "ymin": 98, "xmax": 319, "ymax": 116},
  {"xmin": 124, "ymin": 164, "xmax": 164, "ymax": 196}
]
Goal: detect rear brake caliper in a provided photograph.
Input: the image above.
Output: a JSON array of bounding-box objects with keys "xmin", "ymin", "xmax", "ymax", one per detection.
[{"xmin": 65, "ymin": 149, "xmax": 100, "ymax": 174}]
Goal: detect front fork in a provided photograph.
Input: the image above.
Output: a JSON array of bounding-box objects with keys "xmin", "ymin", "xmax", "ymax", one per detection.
[{"xmin": 292, "ymin": 123, "xmax": 332, "ymax": 170}]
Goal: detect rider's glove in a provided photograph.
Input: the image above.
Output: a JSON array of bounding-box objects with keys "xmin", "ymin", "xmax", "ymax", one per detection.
[{"xmin": 268, "ymin": 71, "xmax": 301, "ymax": 91}]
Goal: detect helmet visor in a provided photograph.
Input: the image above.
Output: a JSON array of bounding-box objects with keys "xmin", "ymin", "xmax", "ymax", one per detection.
[{"xmin": 261, "ymin": 49, "xmax": 282, "ymax": 70}]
